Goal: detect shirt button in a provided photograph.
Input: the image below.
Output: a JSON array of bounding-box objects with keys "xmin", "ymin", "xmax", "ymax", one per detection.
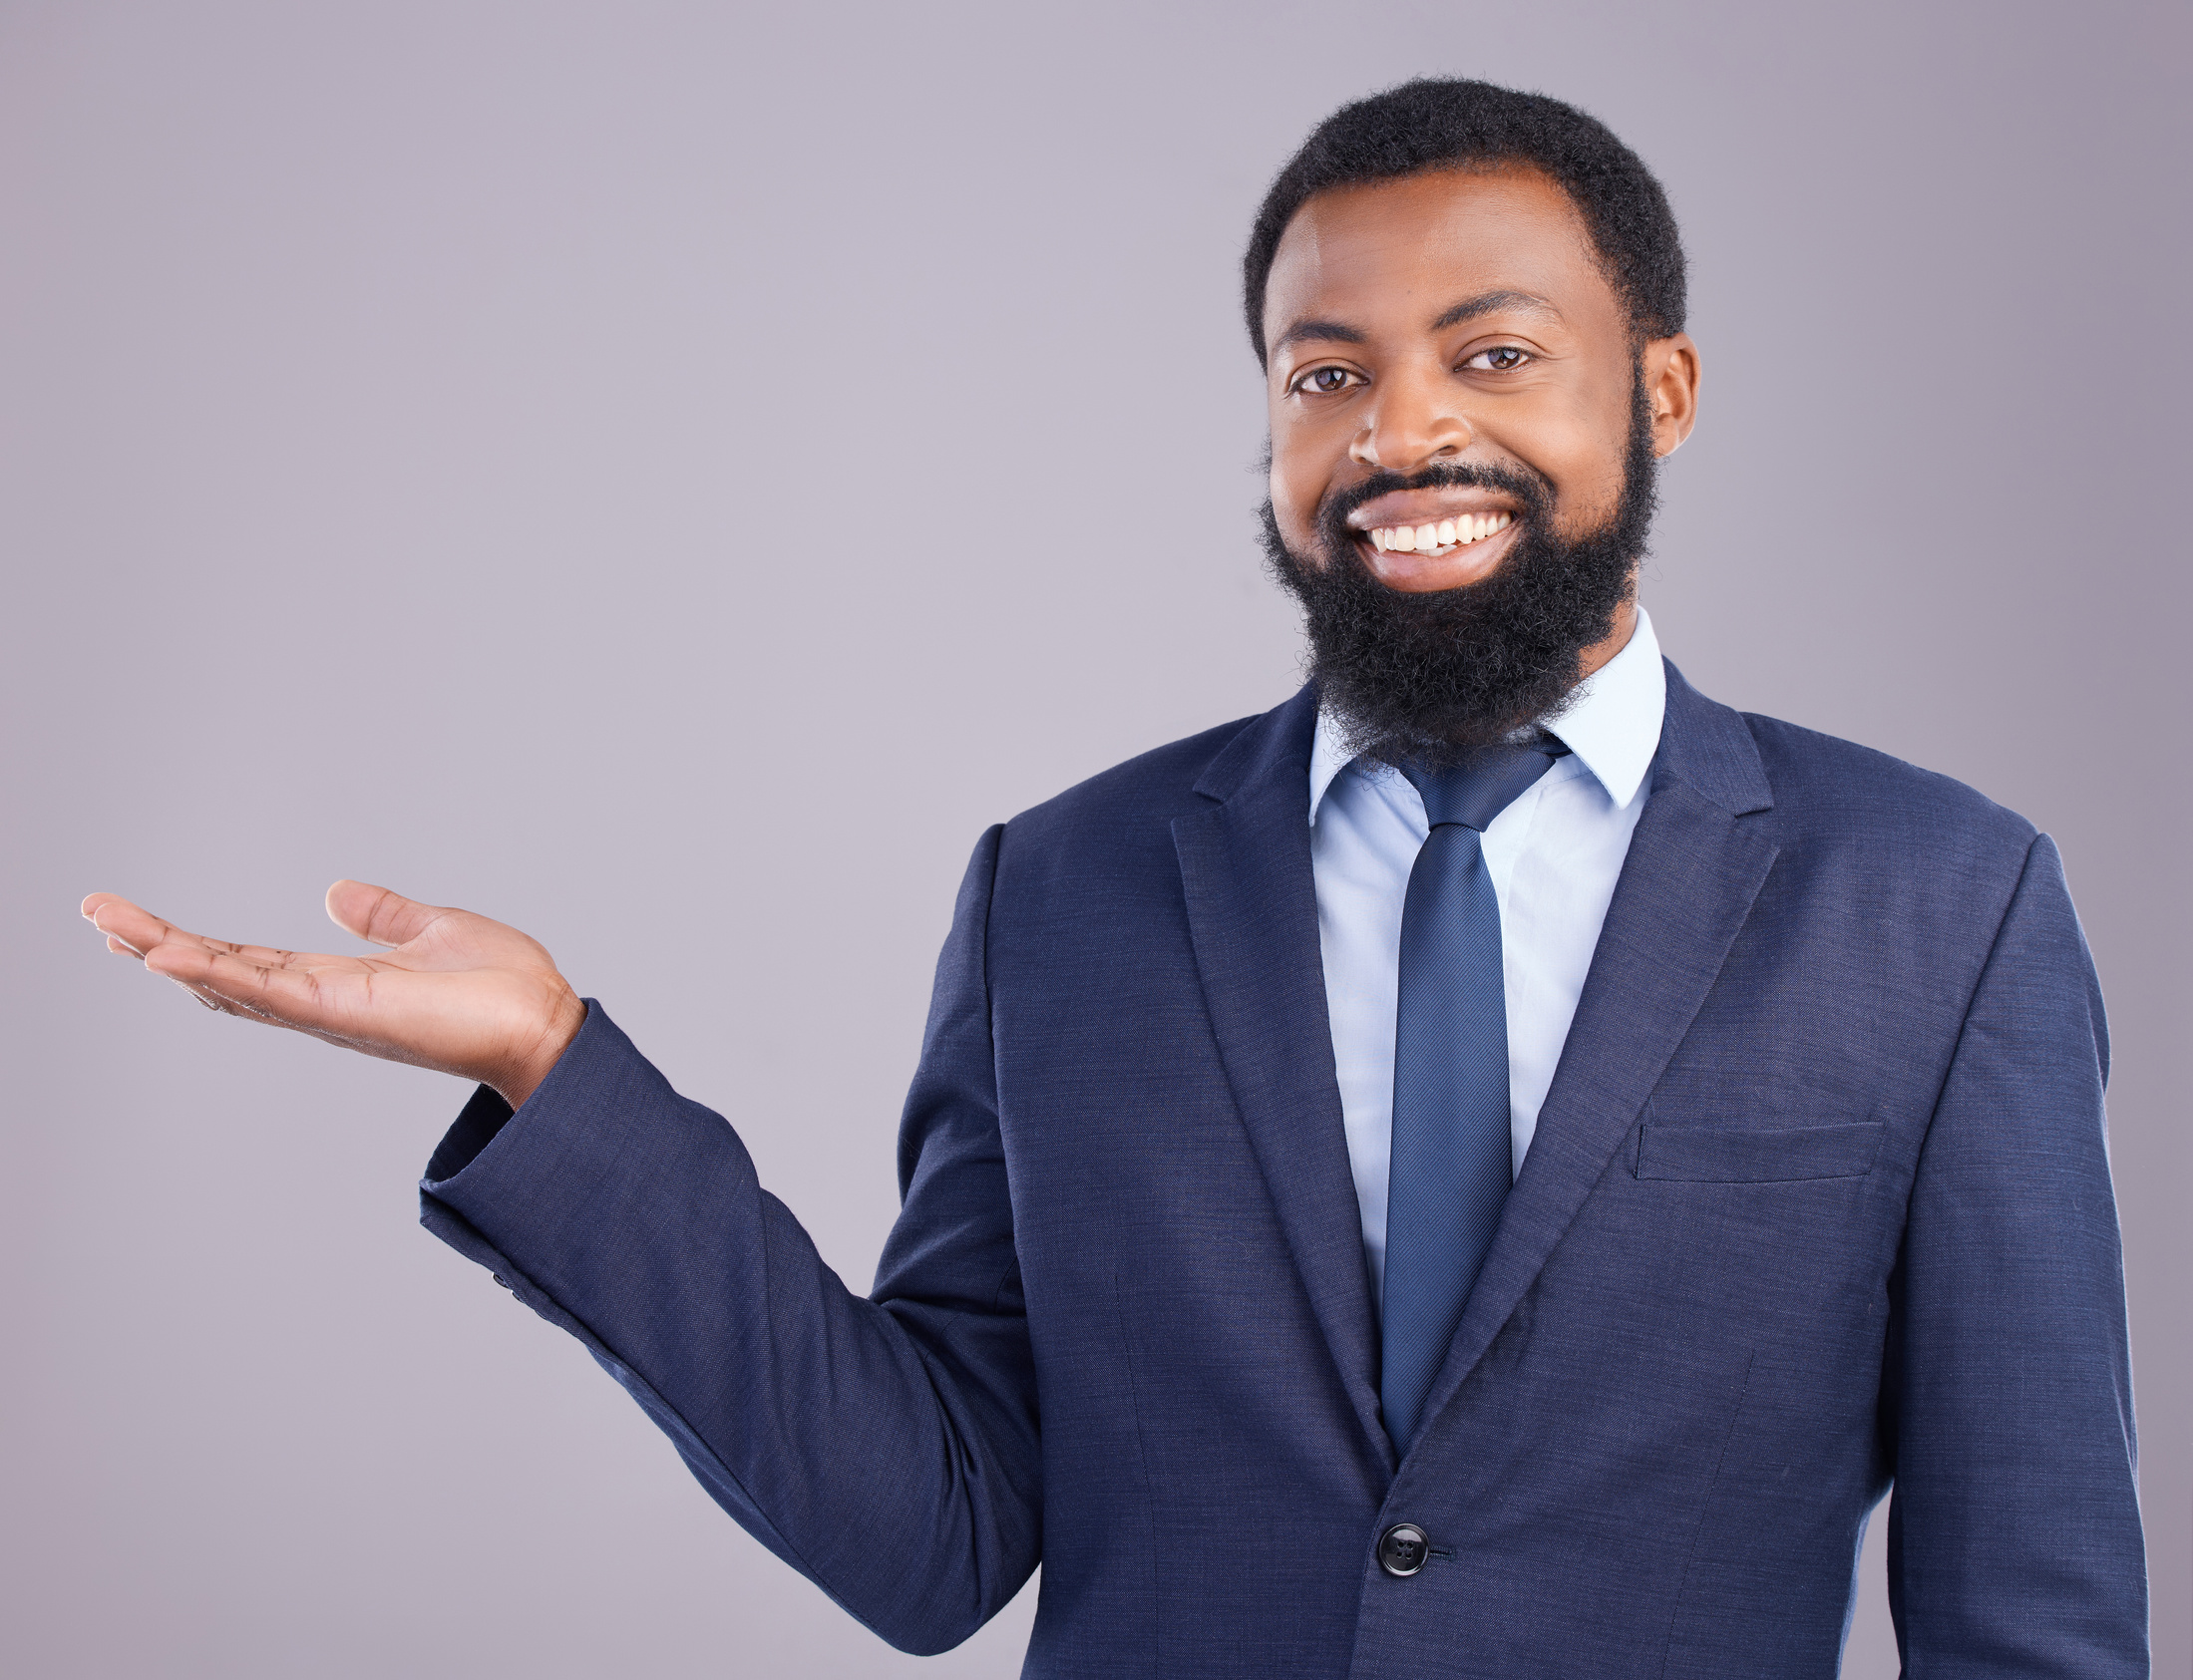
[{"xmin": 1377, "ymin": 1522, "xmax": 1430, "ymax": 1577}]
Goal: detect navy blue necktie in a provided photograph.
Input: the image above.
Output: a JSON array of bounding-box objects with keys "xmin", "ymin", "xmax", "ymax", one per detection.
[{"xmin": 1380, "ymin": 737, "xmax": 1569, "ymax": 1458}]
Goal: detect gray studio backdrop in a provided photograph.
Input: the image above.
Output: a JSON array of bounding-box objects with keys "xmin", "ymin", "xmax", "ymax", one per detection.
[{"xmin": 3, "ymin": 3, "xmax": 2184, "ymax": 1675}]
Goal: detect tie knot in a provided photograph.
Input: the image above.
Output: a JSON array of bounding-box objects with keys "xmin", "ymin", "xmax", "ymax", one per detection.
[{"xmin": 1401, "ymin": 736, "xmax": 1569, "ymax": 832}]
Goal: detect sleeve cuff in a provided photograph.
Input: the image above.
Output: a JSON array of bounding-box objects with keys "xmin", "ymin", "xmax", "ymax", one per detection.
[{"xmin": 421, "ymin": 997, "xmax": 601, "ymax": 1189}]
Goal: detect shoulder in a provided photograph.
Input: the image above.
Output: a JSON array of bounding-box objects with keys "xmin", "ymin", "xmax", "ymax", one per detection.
[
  {"xmin": 978, "ymin": 689, "xmax": 1318, "ymax": 913},
  {"xmin": 1736, "ymin": 708, "xmax": 2037, "ymax": 874},
  {"xmin": 1002, "ymin": 712, "xmax": 1264, "ymax": 848},
  {"xmin": 965, "ymin": 708, "xmax": 1279, "ymax": 936}
]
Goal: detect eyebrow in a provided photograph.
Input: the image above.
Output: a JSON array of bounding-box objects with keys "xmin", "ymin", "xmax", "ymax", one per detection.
[
  {"xmin": 1273, "ymin": 290, "xmax": 1565, "ymax": 356},
  {"xmin": 1272, "ymin": 317, "xmax": 1367, "ymax": 353},
  {"xmin": 1430, "ymin": 290, "xmax": 1564, "ymax": 331}
]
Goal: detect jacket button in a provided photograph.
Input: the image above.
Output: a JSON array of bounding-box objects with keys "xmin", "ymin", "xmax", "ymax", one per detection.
[{"xmin": 1377, "ymin": 1522, "xmax": 1429, "ymax": 1578}]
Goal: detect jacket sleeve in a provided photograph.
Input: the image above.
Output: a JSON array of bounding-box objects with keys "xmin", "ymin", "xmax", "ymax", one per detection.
[
  {"xmin": 1884, "ymin": 833, "xmax": 2147, "ymax": 1675},
  {"xmin": 418, "ymin": 826, "xmax": 1038, "ymax": 1656}
]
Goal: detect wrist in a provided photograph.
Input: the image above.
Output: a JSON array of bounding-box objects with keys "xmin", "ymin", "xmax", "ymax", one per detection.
[{"xmin": 490, "ymin": 987, "xmax": 586, "ymax": 1111}]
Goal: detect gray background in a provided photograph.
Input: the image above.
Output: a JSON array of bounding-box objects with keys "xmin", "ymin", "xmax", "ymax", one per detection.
[{"xmin": 2, "ymin": 1, "xmax": 2183, "ymax": 1674}]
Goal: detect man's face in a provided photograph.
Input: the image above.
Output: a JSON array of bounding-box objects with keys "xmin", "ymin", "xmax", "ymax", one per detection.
[
  {"xmin": 1263, "ymin": 167, "xmax": 1694, "ymax": 597},
  {"xmin": 1257, "ymin": 167, "xmax": 1699, "ymax": 763}
]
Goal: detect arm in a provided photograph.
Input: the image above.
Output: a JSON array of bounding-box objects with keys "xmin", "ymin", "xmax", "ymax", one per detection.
[
  {"xmin": 81, "ymin": 831, "xmax": 1040, "ymax": 1655},
  {"xmin": 421, "ymin": 828, "xmax": 1038, "ymax": 1653},
  {"xmin": 1884, "ymin": 834, "xmax": 2146, "ymax": 1675}
]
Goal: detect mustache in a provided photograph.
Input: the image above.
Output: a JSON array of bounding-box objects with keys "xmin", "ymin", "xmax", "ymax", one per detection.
[{"xmin": 1317, "ymin": 459, "xmax": 1556, "ymax": 541}]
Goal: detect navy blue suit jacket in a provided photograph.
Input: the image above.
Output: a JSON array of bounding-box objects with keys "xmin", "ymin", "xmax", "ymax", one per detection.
[{"xmin": 421, "ymin": 666, "xmax": 2145, "ymax": 1676}]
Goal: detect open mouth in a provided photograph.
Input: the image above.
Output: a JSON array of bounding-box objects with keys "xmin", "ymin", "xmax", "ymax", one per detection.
[{"xmin": 1361, "ymin": 510, "xmax": 1514, "ymax": 559}]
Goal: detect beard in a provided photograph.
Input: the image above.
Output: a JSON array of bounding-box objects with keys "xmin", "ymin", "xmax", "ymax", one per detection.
[{"xmin": 1261, "ymin": 372, "xmax": 1657, "ymax": 771}]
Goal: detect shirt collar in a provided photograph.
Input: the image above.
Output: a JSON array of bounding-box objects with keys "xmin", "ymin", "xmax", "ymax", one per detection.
[{"xmin": 1308, "ymin": 603, "xmax": 1665, "ymax": 823}]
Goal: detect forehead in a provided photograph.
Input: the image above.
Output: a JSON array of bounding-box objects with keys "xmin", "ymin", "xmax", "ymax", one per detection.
[{"xmin": 1263, "ymin": 167, "xmax": 1619, "ymax": 346}]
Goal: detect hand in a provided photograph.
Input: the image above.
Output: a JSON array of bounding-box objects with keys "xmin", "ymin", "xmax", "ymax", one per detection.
[{"xmin": 81, "ymin": 881, "xmax": 587, "ymax": 1110}]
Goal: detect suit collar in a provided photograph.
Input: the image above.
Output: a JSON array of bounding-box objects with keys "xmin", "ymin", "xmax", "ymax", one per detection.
[
  {"xmin": 1192, "ymin": 681, "xmax": 1320, "ymax": 806},
  {"xmin": 1652, "ymin": 657, "xmax": 1772, "ymax": 816}
]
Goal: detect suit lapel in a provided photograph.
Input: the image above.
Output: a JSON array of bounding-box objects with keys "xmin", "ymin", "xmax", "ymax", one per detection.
[
  {"xmin": 1173, "ymin": 687, "xmax": 1389, "ymax": 1460},
  {"xmin": 1413, "ymin": 664, "xmax": 1782, "ymax": 1441}
]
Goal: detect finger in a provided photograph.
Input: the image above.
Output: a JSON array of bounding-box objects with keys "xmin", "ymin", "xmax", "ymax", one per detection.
[
  {"xmin": 84, "ymin": 895, "xmax": 206, "ymax": 956},
  {"xmin": 144, "ymin": 941, "xmax": 346, "ymax": 1032},
  {"xmin": 161, "ymin": 970, "xmax": 357, "ymax": 1045},
  {"xmin": 165, "ymin": 967, "xmax": 317, "ymax": 1028},
  {"xmin": 151, "ymin": 950, "xmax": 448, "ymax": 1072},
  {"xmin": 326, "ymin": 879, "xmax": 450, "ymax": 948},
  {"xmin": 151, "ymin": 960, "xmax": 324, "ymax": 1026},
  {"xmin": 100, "ymin": 930, "xmax": 240, "ymax": 971},
  {"xmin": 86, "ymin": 895, "xmax": 325, "ymax": 971}
]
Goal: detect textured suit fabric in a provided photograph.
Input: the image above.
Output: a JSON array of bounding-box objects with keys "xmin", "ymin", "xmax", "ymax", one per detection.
[{"xmin": 420, "ymin": 665, "xmax": 2146, "ymax": 1677}]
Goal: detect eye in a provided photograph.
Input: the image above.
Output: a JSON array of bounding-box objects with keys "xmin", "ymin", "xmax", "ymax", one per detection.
[
  {"xmin": 1463, "ymin": 345, "xmax": 1532, "ymax": 372},
  {"xmin": 1290, "ymin": 365, "xmax": 1360, "ymax": 397}
]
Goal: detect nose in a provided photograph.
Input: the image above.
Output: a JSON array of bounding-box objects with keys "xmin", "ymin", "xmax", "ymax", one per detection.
[{"xmin": 1349, "ymin": 365, "xmax": 1471, "ymax": 473}]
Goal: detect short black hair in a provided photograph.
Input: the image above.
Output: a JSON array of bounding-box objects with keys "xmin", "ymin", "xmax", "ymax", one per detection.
[{"xmin": 1244, "ymin": 79, "xmax": 1686, "ymax": 365}]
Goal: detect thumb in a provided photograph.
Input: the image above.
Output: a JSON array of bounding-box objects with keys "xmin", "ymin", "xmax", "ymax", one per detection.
[{"xmin": 326, "ymin": 879, "xmax": 448, "ymax": 947}]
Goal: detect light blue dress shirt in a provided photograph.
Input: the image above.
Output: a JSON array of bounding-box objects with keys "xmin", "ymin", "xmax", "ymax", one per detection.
[{"xmin": 1308, "ymin": 606, "xmax": 1667, "ymax": 1307}]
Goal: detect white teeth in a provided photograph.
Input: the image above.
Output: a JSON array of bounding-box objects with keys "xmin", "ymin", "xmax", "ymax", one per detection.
[{"xmin": 1363, "ymin": 511, "xmax": 1515, "ymax": 552}]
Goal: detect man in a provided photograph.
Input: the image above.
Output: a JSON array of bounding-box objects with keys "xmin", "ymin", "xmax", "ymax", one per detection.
[{"xmin": 82, "ymin": 80, "xmax": 2145, "ymax": 1676}]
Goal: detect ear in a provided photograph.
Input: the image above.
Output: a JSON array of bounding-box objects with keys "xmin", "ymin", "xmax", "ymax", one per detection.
[{"xmin": 1642, "ymin": 332, "xmax": 1700, "ymax": 457}]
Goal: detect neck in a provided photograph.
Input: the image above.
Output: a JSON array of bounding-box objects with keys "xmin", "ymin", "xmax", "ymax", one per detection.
[{"xmin": 1575, "ymin": 599, "xmax": 1639, "ymax": 685}]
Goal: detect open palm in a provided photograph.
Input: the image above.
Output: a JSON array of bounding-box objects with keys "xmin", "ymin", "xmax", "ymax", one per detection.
[{"xmin": 82, "ymin": 880, "xmax": 586, "ymax": 1107}]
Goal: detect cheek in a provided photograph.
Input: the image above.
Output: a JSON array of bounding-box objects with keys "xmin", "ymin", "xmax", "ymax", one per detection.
[
  {"xmin": 1532, "ymin": 395, "xmax": 1632, "ymax": 534},
  {"xmin": 1268, "ymin": 433, "xmax": 1331, "ymax": 549}
]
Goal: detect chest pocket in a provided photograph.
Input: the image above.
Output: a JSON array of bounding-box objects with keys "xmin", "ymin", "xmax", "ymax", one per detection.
[{"xmin": 1635, "ymin": 1118, "xmax": 1884, "ymax": 1182}]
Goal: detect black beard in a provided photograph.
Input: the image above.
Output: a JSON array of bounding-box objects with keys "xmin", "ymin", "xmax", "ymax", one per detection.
[{"xmin": 1261, "ymin": 374, "xmax": 1657, "ymax": 771}]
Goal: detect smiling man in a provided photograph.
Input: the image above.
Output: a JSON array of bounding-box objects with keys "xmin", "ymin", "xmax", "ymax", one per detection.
[{"xmin": 83, "ymin": 81, "xmax": 2146, "ymax": 1677}]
